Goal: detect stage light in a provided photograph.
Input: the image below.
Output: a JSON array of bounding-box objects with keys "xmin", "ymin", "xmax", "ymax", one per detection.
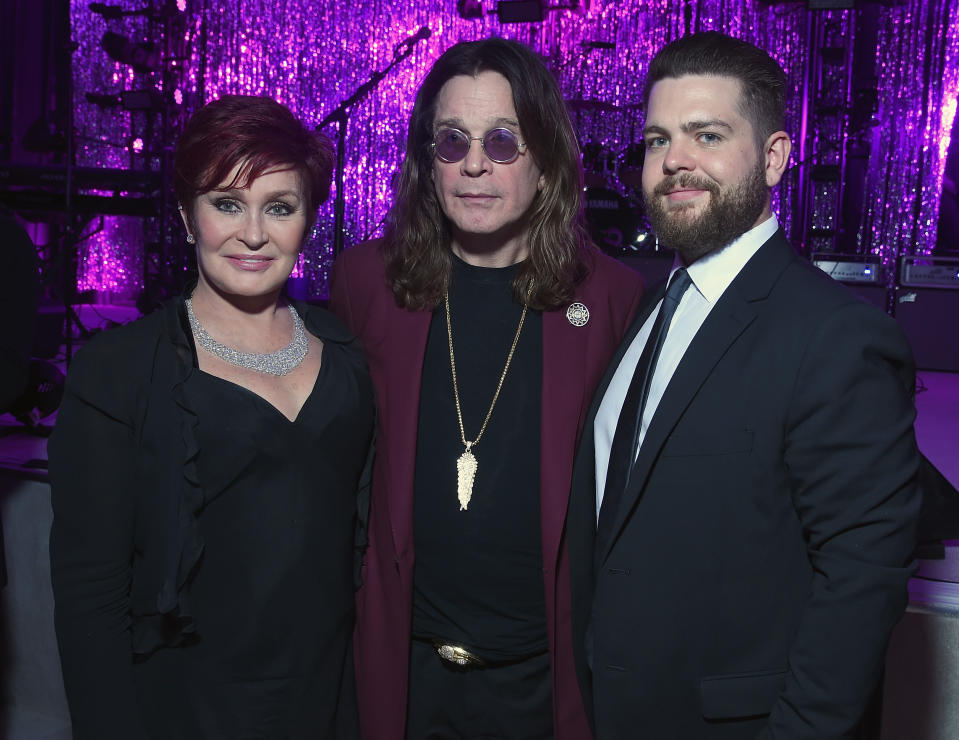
[
  {"xmin": 496, "ymin": 0, "xmax": 542, "ymax": 23},
  {"xmin": 457, "ymin": 0, "xmax": 483, "ymax": 18}
]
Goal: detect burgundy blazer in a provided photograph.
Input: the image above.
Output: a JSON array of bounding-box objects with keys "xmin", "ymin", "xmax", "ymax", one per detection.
[{"xmin": 330, "ymin": 240, "xmax": 644, "ymax": 740}]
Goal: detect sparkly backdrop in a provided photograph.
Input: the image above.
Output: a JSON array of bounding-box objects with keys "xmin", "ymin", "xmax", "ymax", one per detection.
[
  {"xmin": 70, "ymin": 0, "xmax": 959, "ymax": 301},
  {"xmin": 860, "ymin": 0, "xmax": 959, "ymax": 262}
]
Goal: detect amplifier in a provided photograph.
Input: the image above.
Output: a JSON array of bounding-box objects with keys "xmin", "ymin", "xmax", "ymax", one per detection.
[
  {"xmin": 900, "ymin": 255, "xmax": 959, "ymax": 289},
  {"xmin": 812, "ymin": 252, "xmax": 882, "ymax": 284}
]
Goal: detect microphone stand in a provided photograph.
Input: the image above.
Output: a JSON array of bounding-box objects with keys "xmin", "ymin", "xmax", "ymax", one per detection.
[{"xmin": 318, "ymin": 35, "xmax": 427, "ymax": 258}]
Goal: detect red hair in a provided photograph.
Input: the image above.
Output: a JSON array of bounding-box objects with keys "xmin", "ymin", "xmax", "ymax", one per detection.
[{"xmin": 174, "ymin": 95, "xmax": 334, "ymax": 235}]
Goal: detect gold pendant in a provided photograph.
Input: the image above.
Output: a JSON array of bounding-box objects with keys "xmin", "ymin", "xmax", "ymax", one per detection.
[{"xmin": 457, "ymin": 447, "xmax": 478, "ymax": 511}]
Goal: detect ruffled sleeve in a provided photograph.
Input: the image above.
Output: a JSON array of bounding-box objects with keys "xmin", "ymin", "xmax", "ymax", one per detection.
[{"xmin": 127, "ymin": 298, "xmax": 206, "ymax": 655}]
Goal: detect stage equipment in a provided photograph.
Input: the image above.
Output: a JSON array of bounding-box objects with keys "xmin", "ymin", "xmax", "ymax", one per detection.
[
  {"xmin": 21, "ymin": 116, "xmax": 67, "ymax": 154},
  {"xmin": 85, "ymin": 89, "xmax": 165, "ymax": 111},
  {"xmin": 900, "ymin": 255, "xmax": 959, "ymax": 289},
  {"xmin": 800, "ymin": 15, "xmax": 854, "ymax": 255},
  {"xmin": 457, "ymin": 0, "xmax": 484, "ymax": 18},
  {"xmin": 811, "ymin": 252, "xmax": 882, "ymax": 284},
  {"xmin": 618, "ymin": 143, "xmax": 645, "ymax": 190},
  {"xmin": 318, "ymin": 26, "xmax": 430, "ymax": 259},
  {"xmin": 496, "ymin": 0, "xmax": 543, "ymax": 22},
  {"xmin": 808, "ymin": 0, "xmax": 854, "ymax": 8},
  {"xmin": 0, "ymin": 164, "xmax": 162, "ymax": 217},
  {"xmin": 89, "ymin": 3, "xmax": 158, "ymax": 19},
  {"xmin": 100, "ymin": 31, "xmax": 160, "ymax": 72},
  {"xmin": 6, "ymin": 360, "xmax": 65, "ymax": 430},
  {"xmin": 894, "ymin": 256, "xmax": 959, "ymax": 370},
  {"xmin": 811, "ymin": 252, "xmax": 887, "ymax": 311},
  {"xmin": 580, "ymin": 141, "xmax": 616, "ymax": 188},
  {"xmin": 584, "ymin": 187, "xmax": 642, "ymax": 254},
  {"xmin": 895, "ymin": 286, "xmax": 959, "ymax": 371}
]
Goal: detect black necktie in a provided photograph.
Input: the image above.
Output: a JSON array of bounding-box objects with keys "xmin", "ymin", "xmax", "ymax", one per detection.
[{"xmin": 596, "ymin": 268, "xmax": 692, "ymax": 555}]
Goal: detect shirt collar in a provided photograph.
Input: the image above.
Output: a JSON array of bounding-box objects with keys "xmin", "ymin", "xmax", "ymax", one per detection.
[{"xmin": 669, "ymin": 215, "xmax": 779, "ymax": 305}]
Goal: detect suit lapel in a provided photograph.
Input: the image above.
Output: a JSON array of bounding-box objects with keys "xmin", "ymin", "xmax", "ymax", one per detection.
[
  {"xmin": 583, "ymin": 280, "xmax": 668, "ymax": 443},
  {"xmin": 595, "ymin": 232, "xmax": 795, "ymax": 565},
  {"xmin": 540, "ymin": 307, "xmax": 592, "ymax": 571},
  {"xmin": 582, "ymin": 281, "xmax": 665, "ymax": 524}
]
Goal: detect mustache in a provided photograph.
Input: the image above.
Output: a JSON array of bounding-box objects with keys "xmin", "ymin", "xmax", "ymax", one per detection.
[{"xmin": 652, "ymin": 174, "xmax": 719, "ymax": 197}]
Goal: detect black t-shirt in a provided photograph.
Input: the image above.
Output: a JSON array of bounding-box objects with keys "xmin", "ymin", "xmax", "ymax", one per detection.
[{"xmin": 411, "ymin": 254, "xmax": 546, "ymax": 660}]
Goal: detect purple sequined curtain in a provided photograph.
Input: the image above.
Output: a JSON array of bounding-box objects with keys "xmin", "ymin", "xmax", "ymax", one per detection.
[
  {"xmin": 860, "ymin": 0, "xmax": 959, "ymax": 262},
  {"xmin": 69, "ymin": 0, "xmax": 958, "ymax": 300}
]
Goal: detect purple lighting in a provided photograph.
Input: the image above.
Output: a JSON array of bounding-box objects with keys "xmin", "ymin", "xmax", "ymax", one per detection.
[{"xmin": 68, "ymin": 0, "xmax": 959, "ymax": 300}]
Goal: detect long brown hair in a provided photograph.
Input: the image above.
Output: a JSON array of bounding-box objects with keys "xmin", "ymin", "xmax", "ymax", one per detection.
[{"xmin": 383, "ymin": 38, "xmax": 591, "ymax": 311}]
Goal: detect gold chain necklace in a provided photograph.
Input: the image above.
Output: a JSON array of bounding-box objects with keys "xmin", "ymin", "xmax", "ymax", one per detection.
[{"xmin": 445, "ymin": 280, "xmax": 533, "ymax": 511}]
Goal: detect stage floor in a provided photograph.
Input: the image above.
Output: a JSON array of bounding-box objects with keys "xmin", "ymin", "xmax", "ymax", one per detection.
[{"xmin": 914, "ymin": 370, "xmax": 959, "ymax": 488}]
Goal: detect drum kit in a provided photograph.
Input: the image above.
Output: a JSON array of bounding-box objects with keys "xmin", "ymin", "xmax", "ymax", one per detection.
[{"xmin": 566, "ymin": 98, "xmax": 658, "ymax": 254}]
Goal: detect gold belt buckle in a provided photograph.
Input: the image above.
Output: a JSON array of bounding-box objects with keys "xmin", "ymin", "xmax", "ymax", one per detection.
[{"xmin": 434, "ymin": 643, "xmax": 485, "ymax": 667}]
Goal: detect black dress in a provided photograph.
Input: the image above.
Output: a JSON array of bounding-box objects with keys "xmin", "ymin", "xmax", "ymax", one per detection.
[{"xmin": 49, "ymin": 301, "xmax": 372, "ymax": 740}]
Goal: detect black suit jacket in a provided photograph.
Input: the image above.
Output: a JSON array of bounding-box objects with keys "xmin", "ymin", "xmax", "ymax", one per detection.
[{"xmin": 568, "ymin": 231, "xmax": 920, "ymax": 739}]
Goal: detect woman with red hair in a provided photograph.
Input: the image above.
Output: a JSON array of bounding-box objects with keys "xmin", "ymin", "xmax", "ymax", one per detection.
[{"xmin": 49, "ymin": 96, "xmax": 372, "ymax": 739}]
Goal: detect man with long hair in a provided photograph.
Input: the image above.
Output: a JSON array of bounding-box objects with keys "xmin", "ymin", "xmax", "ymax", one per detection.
[
  {"xmin": 568, "ymin": 31, "xmax": 920, "ymax": 738},
  {"xmin": 331, "ymin": 37, "xmax": 644, "ymax": 740}
]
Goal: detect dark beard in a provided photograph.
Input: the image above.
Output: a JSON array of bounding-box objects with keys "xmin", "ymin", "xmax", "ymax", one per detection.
[{"xmin": 643, "ymin": 164, "xmax": 769, "ymax": 264}]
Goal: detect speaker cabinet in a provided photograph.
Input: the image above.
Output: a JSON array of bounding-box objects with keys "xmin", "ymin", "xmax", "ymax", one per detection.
[{"xmin": 895, "ymin": 287, "xmax": 959, "ymax": 372}]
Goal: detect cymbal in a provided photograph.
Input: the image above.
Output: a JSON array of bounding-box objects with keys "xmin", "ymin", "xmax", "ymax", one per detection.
[{"xmin": 566, "ymin": 98, "xmax": 621, "ymax": 113}]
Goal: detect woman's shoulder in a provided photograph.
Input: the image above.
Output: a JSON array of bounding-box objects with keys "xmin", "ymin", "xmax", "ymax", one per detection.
[
  {"xmin": 297, "ymin": 302, "xmax": 356, "ymax": 344},
  {"xmin": 298, "ymin": 302, "xmax": 373, "ymax": 385},
  {"xmin": 64, "ymin": 305, "xmax": 172, "ymax": 403},
  {"xmin": 73, "ymin": 307, "xmax": 164, "ymax": 362}
]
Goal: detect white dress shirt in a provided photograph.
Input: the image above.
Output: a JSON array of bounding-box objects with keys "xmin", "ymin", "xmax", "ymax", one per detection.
[{"xmin": 594, "ymin": 216, "xmax": 779, "ymax": 521}]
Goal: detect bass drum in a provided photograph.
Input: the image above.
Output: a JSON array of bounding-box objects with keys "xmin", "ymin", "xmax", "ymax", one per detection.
[
  {"xmin": 584, "ymin": 187, "xmax": 643, "ymax": 254},
  {"xmin": 581, "ymin": 142, "xmax": 617, "ymax": 189}
]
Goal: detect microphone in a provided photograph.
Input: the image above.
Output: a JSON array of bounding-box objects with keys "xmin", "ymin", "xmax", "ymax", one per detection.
[
  {"xmin": 395, "ymin": 26, "xmax": 431, "ymax": 53},
  {"xmin": 408, "ymin": 26, "xmax": 432, "ymax": 43},
  {"xmin": 89, "ymin": 2, "xmax": 126, "ymax": 20}
]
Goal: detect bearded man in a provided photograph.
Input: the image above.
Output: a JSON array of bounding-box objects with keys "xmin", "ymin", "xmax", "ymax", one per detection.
[{"xmin": 567, "ymin": 31, "xmax": 921, "ymax": 739}]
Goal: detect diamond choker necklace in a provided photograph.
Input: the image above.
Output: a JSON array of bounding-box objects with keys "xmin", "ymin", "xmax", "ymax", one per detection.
[{"xmin": 185, "ymin": 297, "xmax": 308, "ymax": 376}]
